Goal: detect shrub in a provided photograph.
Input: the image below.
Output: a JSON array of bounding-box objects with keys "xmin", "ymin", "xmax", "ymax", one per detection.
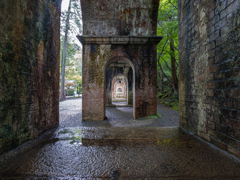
[{"xmin": 67, "ymin": 89, "xmax": 75, "ymax": 96}]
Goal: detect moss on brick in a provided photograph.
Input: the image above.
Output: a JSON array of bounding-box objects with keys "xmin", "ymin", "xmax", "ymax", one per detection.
[{"xmin": 0, "ymin": 0, "xmax": 60, "ymax": 155}]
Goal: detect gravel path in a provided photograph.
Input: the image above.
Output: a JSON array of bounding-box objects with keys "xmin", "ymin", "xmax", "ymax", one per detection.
[{"xmin": 59, "ymin": 97, "xmax": 179, "ymax": 127}]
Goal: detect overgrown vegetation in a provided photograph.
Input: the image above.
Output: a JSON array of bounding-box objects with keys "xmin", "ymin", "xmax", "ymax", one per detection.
[{"xmin": 157, "ymin": 0, "xmax": 179, "ymax": 111}]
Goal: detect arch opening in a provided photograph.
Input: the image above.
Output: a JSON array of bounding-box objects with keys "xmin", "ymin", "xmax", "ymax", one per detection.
[
  {"xmin": 104, "ymin": 57, "xmax": 135, "ymax": 118},
  {"xmin": 117, "ymin": 88, "xmax": 122, "ymax": 92}
]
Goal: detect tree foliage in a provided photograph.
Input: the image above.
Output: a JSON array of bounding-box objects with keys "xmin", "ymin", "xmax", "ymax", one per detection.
[
  {"xmin": 60, "ymin": 38, "xmax": 81, "ymax": 82},
  {"xmin": 60, "ymin": 0, "xmax": 82, "ymax": 39},
  {"xmin": 60, "ymin": 0, "xmax": 82, "ymax": 99},
  {"xmin": 157, "ymin": 0, "xmax": 179, "ymax": 110}
]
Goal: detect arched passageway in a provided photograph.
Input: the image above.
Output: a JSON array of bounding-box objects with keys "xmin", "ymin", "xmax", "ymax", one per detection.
[
  {"xmin": 105, "ymin": 60, "xmax": 133, "ymax": 107},
  {"xmin": 104, "ymin": 58, "xmax": 135, "ymax": 118}
]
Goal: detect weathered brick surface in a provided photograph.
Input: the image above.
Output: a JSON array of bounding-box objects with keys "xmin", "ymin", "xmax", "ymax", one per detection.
[
  {"xmin": 79, "ymin": 0, "xmax": 162, "ymax": 120},
  {"xmin": 0, "ymin": 0, "xmax": 61, "ymax": 155},
  {"xmin": 179, "ymin": 0, "xmax": 240, "ymax": 157},
  {"xmin": 81, "ymin": 0, "xmax": 159, "ymax": 36}
]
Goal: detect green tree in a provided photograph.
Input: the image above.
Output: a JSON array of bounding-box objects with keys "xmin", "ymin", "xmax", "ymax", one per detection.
[
  {"xmin": 157, "ymin": 0, "xmax": 179, "ymax": 111},
  {"xmin": 60, "ymin": 0, "xmax": 72, "ymax": 101},
  {"xmin": 60, "ymin": 38, "xmax": 81, "ymax": 82},
  {"xmin": 60, "ymin": 0, "xmax": 82, "ymax": 101},
  {"xmin": 157, "ymin": 0, "xmax": 179, "ymax": 94}
]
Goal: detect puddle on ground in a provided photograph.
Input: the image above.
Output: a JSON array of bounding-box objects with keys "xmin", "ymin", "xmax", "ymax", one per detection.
[
  {"xmin": 58, "ymin": 129, "xmax": 83, "ymax": 145},
  {"xmin": 1, "ymin": 127, "xmax": 240, "ymax": 179}
]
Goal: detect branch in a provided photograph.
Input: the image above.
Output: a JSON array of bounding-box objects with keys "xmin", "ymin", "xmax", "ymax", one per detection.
[
  {"xmin": 157, "ymin": 39, "xmax": 168, "ymax": 58},
  {"xmin": 157, "ymin": 53, "xmax": 177, "ymax": 93},
  {"xmin": 157, "ymin": 60, "xmax": 176, "ymax": 93},
  {"xmin": 174, "ymin": 45, "xmax": 179, "ymax": 51},
  {"xmin": 161, "ymin": 56, "xmax": 172, "ymax": 72},
  {"xmin": 168, "ymin": 0, "xmax": 178, "ymax": 10}
]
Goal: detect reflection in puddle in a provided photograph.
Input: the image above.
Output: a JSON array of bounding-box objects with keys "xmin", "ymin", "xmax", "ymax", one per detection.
[{"xmin": 58, "ymin": 129, "xmax": 83, "ymax": 145}]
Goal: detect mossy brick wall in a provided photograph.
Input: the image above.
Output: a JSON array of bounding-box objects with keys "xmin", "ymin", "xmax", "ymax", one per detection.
[
  {"xmin": 106, "ymin": 65, "xmax": 133, "ymax": 106},
  {"xmin": 179, "ymin": 0, "xmax": 240, "ymax": 157},
  {"xmin": 0, "ymin": 0, "xmax": 61, "ymax": 155}
]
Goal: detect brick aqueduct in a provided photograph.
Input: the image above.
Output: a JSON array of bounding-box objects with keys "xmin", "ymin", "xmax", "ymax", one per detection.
[
  {"xmin": 0, "ymin": 0, "xmax": 240, "ymax": 158},
  {"xmin": 78, "ymin": 0, "xmax": 162, "ymax": 121}
]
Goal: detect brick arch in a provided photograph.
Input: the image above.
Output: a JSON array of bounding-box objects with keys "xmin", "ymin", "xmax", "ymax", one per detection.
[
  {"xmin": 104, "ymin": 56, "xmax": 136, "ymax": 117},
  {"xmin": 104, "ymin": 56, "xmax": 135, "ymax": 74}
]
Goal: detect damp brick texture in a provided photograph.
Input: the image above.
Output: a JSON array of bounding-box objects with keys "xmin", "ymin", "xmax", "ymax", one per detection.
[
  {"xmin": 0, "ymin": 0, "xmax": 61, "ymax": 155},
  {"xmin": 179, "ymin": 0, "xmax": 240, "ymax": 158},
  {"xmin": 81, "ymin": 0, "xmax": 159, "ymax": 36},
  {"xmin": 79, "ymin": 0, "xmax": 162, "ymax": 121}
]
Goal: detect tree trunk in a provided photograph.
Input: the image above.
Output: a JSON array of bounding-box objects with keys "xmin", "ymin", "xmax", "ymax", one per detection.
[
  {"xmin": 161, "ymin": 70, "xmax": 164, "ymax": 93},
  {"xmin": 158, "ymin": 70, "xmax": 163, "ymax": 93},
  {"xmin": 157, "ymin": 60, "xmax": 176, "ymax": 92},
  {"xmin": 170, "ymin": 39, "xmax": 178, "ymax": 93},
  {"xmin": 60, "ymin": 0, "xmax": 72, "ymax": 101}
]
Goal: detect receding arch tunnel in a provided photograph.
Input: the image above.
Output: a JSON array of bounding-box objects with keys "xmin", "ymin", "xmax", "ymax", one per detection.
[
  {"xmin": 105, "ymin": 59, "xmax": 134, "ymax": 117},
  {"xmin": 111, "ymin": 75, "xmax": 128, "ymax": 104}
]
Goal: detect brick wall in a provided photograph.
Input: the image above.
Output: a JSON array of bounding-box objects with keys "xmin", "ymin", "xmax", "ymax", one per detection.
[
  {"xmin": 0, "ymin": 0, "xmax": 61, "ymax": 155},
  {"xmin": 81, "ymin": 0, "xmax": 159, "ymax": 36},
  {"xmin": 179, "ymin": 0, "xmax": 240, "ymax": 157}
]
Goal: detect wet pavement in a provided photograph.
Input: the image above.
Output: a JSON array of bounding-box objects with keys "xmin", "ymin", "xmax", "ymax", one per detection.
[{"xmin": 1, "ymin": 98, "xmax": 240, "ymax": 179}]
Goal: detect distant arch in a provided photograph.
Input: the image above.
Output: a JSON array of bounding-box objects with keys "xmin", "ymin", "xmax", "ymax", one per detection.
[
  {"xmin": 104, "ymin": 56, "xmax": 135, "ymax": 74},
  {"xmin": 117, "ymin": 88, "xmax": 122, "ymax": 92},
  {"xmin": 111, "ymin": 74, "xmax": 128, "ymax": 103}
]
